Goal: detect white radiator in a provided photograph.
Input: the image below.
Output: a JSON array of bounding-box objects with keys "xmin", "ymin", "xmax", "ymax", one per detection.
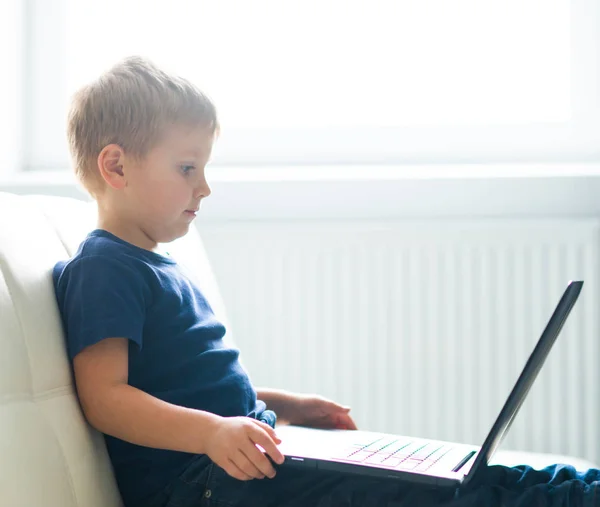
[{"xmin": 200, "ymin": 219, "xmax": 600, "ymax": 464}]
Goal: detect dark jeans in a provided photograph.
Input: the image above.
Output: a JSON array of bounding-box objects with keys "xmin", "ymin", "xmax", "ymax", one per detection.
[{"xmin": 146, "ymin": 454, "xmax": 600, "ymax": 507}]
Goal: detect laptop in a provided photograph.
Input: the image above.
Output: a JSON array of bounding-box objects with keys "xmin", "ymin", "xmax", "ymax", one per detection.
[{"xmin": 275, "ymin": 280, "xmax": 583, "ymax": 488}]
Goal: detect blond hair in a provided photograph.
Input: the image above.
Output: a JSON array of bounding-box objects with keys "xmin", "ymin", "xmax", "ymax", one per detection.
[{"xmin": 67, "ymin": 56, "xmax": 218, "ymax": 197}]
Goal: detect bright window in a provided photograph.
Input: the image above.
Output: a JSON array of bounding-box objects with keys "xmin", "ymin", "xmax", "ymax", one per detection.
[{"xmin": 19, "ymin": 0, "xmax": 600, "ymax": 170}]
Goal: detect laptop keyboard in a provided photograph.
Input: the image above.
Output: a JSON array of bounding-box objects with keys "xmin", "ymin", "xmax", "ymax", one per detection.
[{"xmin": 332, "ymin": 438, "xmax": 452, "ymax": 472}]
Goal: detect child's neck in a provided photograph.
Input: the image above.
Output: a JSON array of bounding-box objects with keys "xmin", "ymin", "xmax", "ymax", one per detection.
[{"xmin": 96, "ymin": 215, "xmax": 160, "ymax": 254}]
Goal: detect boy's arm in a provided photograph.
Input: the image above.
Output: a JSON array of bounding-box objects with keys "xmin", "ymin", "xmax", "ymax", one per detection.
[
  {"xmin": 256, "ymin": 388, "xmax": 357, "ymax": 429},
  {"xmin": 255, "ymin": 388, "xmax": 296, "ymax": 424},
  {"xmin": 75, "ymin": 337, "xmax": 285, "ymax": 481},
  {"xmin": 74, "ymin": 337, "xmax": 222, "ymax": 455},
  {"xmin": 75, "ymin": 337, "xmax": 285, "ymax": 482}
]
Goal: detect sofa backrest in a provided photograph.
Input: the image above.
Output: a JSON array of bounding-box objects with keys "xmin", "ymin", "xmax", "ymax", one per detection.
[{"xmin": 0, "ymin": 192, "xmax": 230, "ymax": 507}]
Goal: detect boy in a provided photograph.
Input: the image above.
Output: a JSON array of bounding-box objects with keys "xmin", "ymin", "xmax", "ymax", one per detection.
[{"xmin": 53, "ymin": 57, "xmax": 599, "ymax": 507}]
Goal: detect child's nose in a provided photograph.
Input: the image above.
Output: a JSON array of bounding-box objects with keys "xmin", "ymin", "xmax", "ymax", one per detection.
[{"xmin": 195, "ymin": 178, "xmax": 211, "ymax": 199}]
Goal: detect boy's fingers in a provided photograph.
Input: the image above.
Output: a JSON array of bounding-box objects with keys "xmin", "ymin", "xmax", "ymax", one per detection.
[
  {"xmin": 251, "ymin": 419, "xmax": 282, "ymax": 443},
  {"xmin": 234, "ymin": 449, "xmax": 266, "ymax": 480},
  {"xmin": 225, "ymin": 458, "xmax": 253, "ymax": 481},
  {"xmin": 243, "ymin": 440, "xmax": 277, "ymax": 478},
  {"xmin": 333, "ymin": 403, "xmax": 352, "ymax": 413},
  {"xmin": 251, "ymin": 426, "xmax": 285, "ymax": 465},
  {"xmin": 338, "ymin": 413, "xmax": 358, "ymax": 430}
]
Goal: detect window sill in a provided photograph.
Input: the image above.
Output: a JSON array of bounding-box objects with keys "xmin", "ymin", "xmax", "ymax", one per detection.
[{"xmin": 1, "ymin": 164, "xmax": 600, "ymax": 220}]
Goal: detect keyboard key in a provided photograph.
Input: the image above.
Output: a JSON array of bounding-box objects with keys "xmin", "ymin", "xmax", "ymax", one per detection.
[
  {"xmin": 396, "ymin": 459, "xmax": 422, "ymax": 470},
  {"xmin": 332, "ymin": 447, "xmax": 363, "ymax": 459},
  {"xmin": 380, "ymin": 457, "xmax": 403, "ymax": 468},
  {"xmin": 369, "ymin": 439, "xmax": 399, "ymax": 452},
  {"xmin": 390, "ymin": 442, "xmax": 418, "ymax": 457},
  {"xmin": 344, "ymin": 450, "xmax": 375, "ymax": 462},
  {"xmin": 415, "ymin": 461, "xmax": 434, "ymax": 472},
  {"xmin": 387, "ymin": 441, "xmax": 414, "ymax": 454},
  {"xmin": 364, "ymin": 453, "xmax": 392, "ymax": 465},
  {"xmin": 354, "ymin": 437, "xmax": 383, "ymax": 448},
  {"xmin": 404, "ymin": 444, "xmax": 428, "ymax": 459},
  {"xmin": 412, "ymin": 444, "xmax": 443, "ymax": 461},
  {"xmin": 433, "ymin": 448, "xmax": 453, "ymax": 464},
  {"xmin": 425, "ymin": 446, "xmax": 446, "ymax": 461}
]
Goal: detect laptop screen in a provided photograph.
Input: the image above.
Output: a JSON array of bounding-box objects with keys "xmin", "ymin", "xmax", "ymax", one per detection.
[{"xmin": 464, "ymin": 280, "xmax": 583, "ymax": 484}]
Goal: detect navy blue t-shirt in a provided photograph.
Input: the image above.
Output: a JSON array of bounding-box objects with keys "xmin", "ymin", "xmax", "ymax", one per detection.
[{"xmin": 52, "ymin": 229, "xmax": 257, "ymax": 506}]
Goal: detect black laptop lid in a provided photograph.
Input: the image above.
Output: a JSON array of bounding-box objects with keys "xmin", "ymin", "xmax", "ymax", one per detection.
[{"xmin": 464, "ymin": 280, "xmax": 583, "ymax": 484}]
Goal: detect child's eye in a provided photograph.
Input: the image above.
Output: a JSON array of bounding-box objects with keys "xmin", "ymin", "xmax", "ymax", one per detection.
[{"xmin": 180, "ymin": 165, "xmax": 195, "ymax": 175}]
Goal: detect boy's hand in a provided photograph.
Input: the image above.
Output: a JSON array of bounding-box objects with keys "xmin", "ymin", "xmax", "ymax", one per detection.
[
  {"xmin": 204, "ymin": 416, "xmax": 285, "ymax": 481},
  {"xmin": 281, "ymin": 393, "xmax": 358, "ymax": 430}
]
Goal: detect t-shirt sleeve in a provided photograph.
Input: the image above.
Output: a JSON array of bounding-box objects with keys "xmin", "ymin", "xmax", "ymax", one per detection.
[{"xmin": 56, "ymin": 255, "xmax": 150, "ymax": 359}]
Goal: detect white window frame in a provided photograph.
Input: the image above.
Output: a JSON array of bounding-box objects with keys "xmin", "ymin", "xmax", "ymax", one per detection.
[{"xmin": 0, "ymin": 0, "xmax": 24, "ymax": 176}]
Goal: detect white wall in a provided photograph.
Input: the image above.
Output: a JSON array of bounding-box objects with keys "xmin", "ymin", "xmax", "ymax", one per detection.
[{"xmin": 2, "ymin": 168, "xmax": 600, "ymax": 462}]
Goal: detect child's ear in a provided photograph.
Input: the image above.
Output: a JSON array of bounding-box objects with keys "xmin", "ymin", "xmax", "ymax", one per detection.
[{"xmin": 97, "ymin": 144, "xmax": 127, "ymax": 189}]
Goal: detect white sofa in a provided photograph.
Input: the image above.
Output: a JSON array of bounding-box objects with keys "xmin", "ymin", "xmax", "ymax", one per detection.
[{"xmin": 0, "ymin": 192, "xmax": 596, "ymax": 507}]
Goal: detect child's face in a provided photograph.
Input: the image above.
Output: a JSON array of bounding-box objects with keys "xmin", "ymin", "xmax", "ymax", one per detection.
[{"xmin": 122, "ymin": 123, "xmax": 214, "ymax": 248}]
